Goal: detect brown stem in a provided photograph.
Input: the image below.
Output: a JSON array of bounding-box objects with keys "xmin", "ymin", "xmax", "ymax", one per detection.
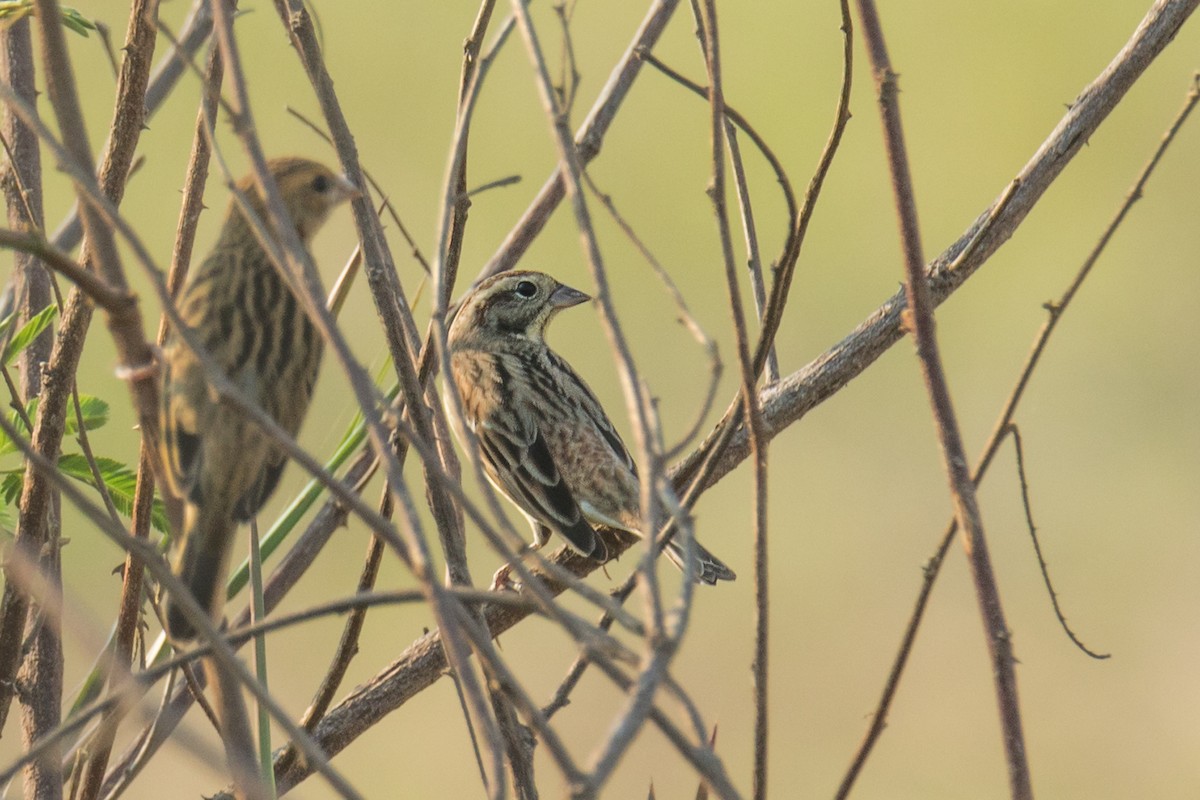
[
  {"xmin": 78, "ymin": 5, "xmax": 216, "ymax": 796},
  {"xmin": 693, "ymin": 3, "xmax": 770, "ymax": 797},
  {"xmin": 855, "ymin": 0, "xmax": 1031, "ymax": 796},
  {"xmin": 0, "ymin": 12, "xmax": 47, "ymax": 742},
  {"xmin": 265, "ymin": 0, "xmax": 509, "ymax": 788},
  {"xmin": 479, "ymin": 0, "xmax": 681, "ymax": 279}
]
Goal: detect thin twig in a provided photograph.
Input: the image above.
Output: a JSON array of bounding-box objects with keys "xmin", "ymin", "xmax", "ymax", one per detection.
[
  {"xmin": 0, "ymin": 229, "xmax": 130, "ymax": 313},
  {"xmin": 844, "ymin": 74, "xmax": 1200, "ymax": 790},
  {"xmin": 50, "ymin": 0, "xmax": 215, "ymax": 253},
  {"xmin": 692, "ymin": 4, "xmax": 770, "ymax": 797},
  {"xmin": 3, "ymin": 3, "xmax": 158, "ymax": 794},
  {"xmin": 480, "ymin": 0, "xmax": 682, "ymax": 279},
  {"xmin": 661, "ymin": 0, "xmax": 850, "ymax": 527},
  {"xmin": 1007, "ymin": 425, "xmax": 1109, "ymax": 659},
  {"xmin": 724, "ymin": 123, "xmax": 778, "ymax": 382},
  {"xmin": 581, "ymin": 170, "xmax": 723, "ymax": 460},
  {"xmin": 68, "ymin": 4, "xmax": 169, "ymax": 789},
  {"xmin": 203, "ymin": 656, "xmax": 272, "ymax": 800},
  {"xmin": 508, "ymin": 4, "xmax": 706, "ymax": 795},
  {"xmin": 854, "ymin": 1, "xmax": 1031, "ymax": 796},
  {"xmin": 269, "ymin": 1, "xmax": 519, "ymax": 791}
]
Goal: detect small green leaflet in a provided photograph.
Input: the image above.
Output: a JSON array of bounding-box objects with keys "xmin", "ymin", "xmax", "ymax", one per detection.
[
  {"xmin": 0, "ymin": 454, "xmax": 168, "ymax": 534},
  {"xmin": 0, "ymin": 394, "xmax": 108, "ymax": 457},
  {"xmin": 2, "ymin": 303, "xmax": 57, "ymax": 366},
  {"xmin": 0, "ymin": 2, "xmax": 96, "ymax": 37}
]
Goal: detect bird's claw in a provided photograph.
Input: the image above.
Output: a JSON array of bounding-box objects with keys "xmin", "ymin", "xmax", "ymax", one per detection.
[{"xmin": 490, "ymin": 563, "xmax": 520, "ymax": 593}]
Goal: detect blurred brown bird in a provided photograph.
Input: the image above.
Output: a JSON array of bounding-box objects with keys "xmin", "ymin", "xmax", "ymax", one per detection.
[
  {"xmin": 447, "ymin": 270, "xmax": 736, "ymax": 586},
  {"xmin": 160, "ymin": 157, "xmax": 357, "ymax": 639}
]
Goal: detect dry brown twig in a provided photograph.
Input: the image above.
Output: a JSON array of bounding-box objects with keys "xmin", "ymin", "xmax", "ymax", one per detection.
[{"xmin": 854, "ymin": 1, "xmax": 1031, "ymax": 796}]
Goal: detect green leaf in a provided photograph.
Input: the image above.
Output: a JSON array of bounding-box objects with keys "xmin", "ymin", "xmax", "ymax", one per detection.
[
  {"xmin": 68, "ymin": 395, "xmax": 109, "ymax": 436},
  {"xmin": 0, "ymin": 405, "xmax": 29, "ymax": 457},
  {"xmin": 3, "ymin": 303, "xmax": 57, "ymax": 366},
  {"xmin": 58, "ymin": 454, "xmax": 169, "ymax": 534},
  {"xmin": 59, "ymin": 7, "xmax": 95, "ymax": 37},
  {"xmin": 0, "ymin": 2, "xmax": 94, "ymax": 37},
  {"xmin": 0, "ymin": 311, "xmax": 15, "ymax": 344},
  {"xmin": 0, "ymin": 394, "xmax": 110, "ymax": 457},
  {"xmin": 1, "ymin": 470, "xmax": 21, "ymax": 505}
]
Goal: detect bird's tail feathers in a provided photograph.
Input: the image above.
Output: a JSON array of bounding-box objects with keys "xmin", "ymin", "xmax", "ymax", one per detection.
[
  {"xmin": 165, "ymin": 505, "xmax": 236, "ymax": 640},
  {"xmin": 664, "ymin": 538, "xmax": 737, "ymax": 585}
]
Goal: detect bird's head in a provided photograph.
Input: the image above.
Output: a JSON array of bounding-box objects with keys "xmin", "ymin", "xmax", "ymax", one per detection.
[
  {"xmin": 449, "ymin": 271, "xmax": 591, "ymax": 345},
  {"xmin": 236, "ymin": 157, "xmax": 359, "ymax": 242}
]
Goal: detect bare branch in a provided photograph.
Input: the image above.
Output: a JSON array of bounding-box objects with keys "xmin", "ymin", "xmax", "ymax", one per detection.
[
  {"xmin": 691, "ymin": 3, "xmax": 770, "ymax": 797},
  {"xmin": 854, "ymin": 1, "xmax": 1031, "ymax": 795}
]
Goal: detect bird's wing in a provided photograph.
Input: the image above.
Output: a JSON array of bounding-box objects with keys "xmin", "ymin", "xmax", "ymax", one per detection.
[
  {"xmin": 476, "ymin": 411, "xmax": 603, "ymax": 559},
  {"xmin": 548, "ymin": 349, "xmax": 639, "ymax": 480},
  {"xmin": 159, "ymin": 344, "xmax": 204, "ymax": 504}
]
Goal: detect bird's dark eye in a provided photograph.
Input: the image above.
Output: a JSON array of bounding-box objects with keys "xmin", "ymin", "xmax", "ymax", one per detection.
[
  {"xmin": 311, "ymin": 174, "xmax": 331, "ymax": 193},
  {"xmin": 514, "ymin": 280, "xmax": 538, "ymax": 299}
]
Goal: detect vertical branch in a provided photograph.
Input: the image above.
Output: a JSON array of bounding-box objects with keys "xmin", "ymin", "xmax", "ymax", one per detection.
[
  {"xmin": 0, "ymin": 13, "xmax": 47, "ymax": 739},
  {"xmin": 853, "ymin": 2, "xmax": 1032, "ymax": 797},
  {"xmin": 71, "ymin": 1, "xmax": 168, "ymax": 796},
  {"xmin": 837, "ymin": 73, "xmax": 1199, "ymax": 796},
  {"xmin": 30, "ymin": 0, "xmax": 156, "ymax": 404},
  {"xmin": 724, "ymin": 124, "xmax": 778, "ymax": 383},
  {"xmin": 507, "ymin": 0, "xmax": 665, "ymax": 611},
  {"xmin": 668, "ymin": 0, "xmax": 852, "ymax": 530},
  {"xmin": 693, "ymin": 3, "xmax": 770, "ymax": 797},
  {"xmin": 202, "ymin": 657, "xmax": 272, "ymax": 800},
  {"xmin": 507, "ymin": 3, "xmax": 715, "ymax": 795},
  {"xmin": 439, "ymin": 0, "xmax": 497, "ymax": 307}
]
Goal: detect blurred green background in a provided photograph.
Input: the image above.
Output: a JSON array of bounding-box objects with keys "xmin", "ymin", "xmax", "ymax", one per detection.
[{"xmin": 2, "ymin": 1, "xmax": 1198, "ymax": 797}]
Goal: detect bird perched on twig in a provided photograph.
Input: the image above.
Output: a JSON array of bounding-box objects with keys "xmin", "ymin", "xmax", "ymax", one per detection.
[
  {"xmin": 447, "ymin": 270, "xmax": 736, "ymax": 587},
  {"xmin": 160, "ymin": 156, "xmax": 357, "ymax": 639}
]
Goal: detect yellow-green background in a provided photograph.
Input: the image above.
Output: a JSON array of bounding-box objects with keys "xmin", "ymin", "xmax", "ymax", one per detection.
[{"xmin": 3, "ymin": 1, "xmax": 1198, "ymax": 797}]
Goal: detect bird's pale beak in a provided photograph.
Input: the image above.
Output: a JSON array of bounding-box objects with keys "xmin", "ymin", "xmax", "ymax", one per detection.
[
  {"xmin": 549, "ymin": 283, "xmax": 590, "ymax": 309},
  {"xmin": 334, "ymin": 173, "xmax": 362, "ymax": 202}
]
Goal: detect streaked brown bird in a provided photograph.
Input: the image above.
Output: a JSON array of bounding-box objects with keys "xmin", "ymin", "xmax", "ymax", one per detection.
[
  {"xmin": 447, "ymin": 270, "xmax": 736, "ymax": 586},
  {"xmin": 160, "ymin": 157, "xmax": 357, "ymax": 639}
]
